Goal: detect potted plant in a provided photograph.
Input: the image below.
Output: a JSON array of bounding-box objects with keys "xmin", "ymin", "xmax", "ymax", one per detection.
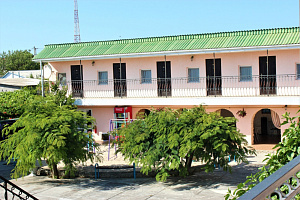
[{"xmin": 236, "ymin": 108, "xmax": 247, "ymax": 117}]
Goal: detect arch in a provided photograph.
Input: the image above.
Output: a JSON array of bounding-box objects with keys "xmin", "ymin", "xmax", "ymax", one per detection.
[
  {"xmin": 216, "ymin": 109, "xmax": 236, "ymax": 126},
  {"xmin": 253, "ymin": 108, "xmax": 281, "ymax": 144},
  {"xmin": 136, "ymin": 109, "xmax": 151, "ymax": 119},
  {"xmin": 216, "ymin": 109, "xmax": 235, "ymax": 118}
]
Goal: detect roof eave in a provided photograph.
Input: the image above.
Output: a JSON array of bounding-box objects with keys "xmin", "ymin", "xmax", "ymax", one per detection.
[{"xmin": 33, "ymin": 44, "xmax": 300, "ymax": 62}]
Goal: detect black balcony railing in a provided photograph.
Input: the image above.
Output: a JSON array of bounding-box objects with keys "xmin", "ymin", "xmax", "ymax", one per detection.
[
  {"xmin": 0, "ymin": 176, "xmax": 38, "ymax": 200},
  {"xmin": 58, "ymin": 74, "xmax": 299, "ymax": 98}
]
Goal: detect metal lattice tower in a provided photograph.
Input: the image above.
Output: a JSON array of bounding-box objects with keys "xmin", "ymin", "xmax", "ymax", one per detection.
[{"xmin": 74, "ymin": 0, "xmax": 81, "ymax": 43}]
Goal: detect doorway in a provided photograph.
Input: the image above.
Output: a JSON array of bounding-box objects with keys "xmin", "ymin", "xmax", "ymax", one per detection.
[
  {"xmin": 157, "ymin": 61, "xmax": 171, "ymax": 97},
  {"xmin": 259, "ymin": 56, "xmax": 276, "ymax": 95},
  {"xmin": 253, "ymin": 109, "xmax": 281, "ymax": 144},
  {"xmin": 113, "ymin": 63, "xmax": 127, "ymax": 97},
  {"xmin": 206, "ymin": 58, "xmax": 222, "ymax": 96},
  {"xmin": 71, "ymin": 65, "xmax": 83, "ymax": 97}
]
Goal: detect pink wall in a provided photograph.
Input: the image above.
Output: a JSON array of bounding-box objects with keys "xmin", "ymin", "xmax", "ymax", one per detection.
[{"xmin": 50, "ymin": 49, "xmax": 300, "ymax": 82}]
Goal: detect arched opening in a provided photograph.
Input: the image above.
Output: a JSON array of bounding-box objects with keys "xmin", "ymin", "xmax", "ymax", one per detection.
[
  {"xmin": 216, "ymin": 109, "xmax": 236, "ymax": 126},
  {"xmin": 253, "ymin": 109, "xmax": 281, "ymax": 144},
  {"xmin": 136, "ymin": 109, "xmax": 151, "ymax": 119},
  {"xmin": 217, "ymin": 109, "xmax": 235, "ymax": 118}
]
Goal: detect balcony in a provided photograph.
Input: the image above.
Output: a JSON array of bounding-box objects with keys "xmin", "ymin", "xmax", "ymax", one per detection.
[{"xmin": 65, "ymin": 74, "xmax": 300, "ymax": 99}]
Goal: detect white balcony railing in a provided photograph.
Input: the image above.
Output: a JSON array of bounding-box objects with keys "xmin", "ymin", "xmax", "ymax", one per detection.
[
  {"xmin": 63, "ymin": 74, "xmax": 300, "ymax": 98},
  {"xmin": 239, "ymin": 155, "xmax": 300, "ymax": 200}
]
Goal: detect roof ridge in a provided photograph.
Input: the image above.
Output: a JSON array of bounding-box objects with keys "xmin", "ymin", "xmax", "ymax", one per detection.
[{"xmin": 44, "ymin": 27, "xmax": 299, "ymax": 48}]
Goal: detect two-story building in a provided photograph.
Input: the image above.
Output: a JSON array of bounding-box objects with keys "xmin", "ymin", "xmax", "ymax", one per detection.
[{"xmin": 33, "ymin": 27, "xmax": 300, "ymax": 148}]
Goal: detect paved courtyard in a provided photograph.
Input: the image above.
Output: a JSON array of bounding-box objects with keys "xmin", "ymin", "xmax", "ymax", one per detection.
[{"xmin": 0, "ymin": 151, "xmax": 272, "ymax": 200}]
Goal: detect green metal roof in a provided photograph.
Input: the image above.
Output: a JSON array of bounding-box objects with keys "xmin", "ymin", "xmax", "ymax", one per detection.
[{"xmin": 34, "ymin": 27, "xmax": 300, "ymax": 60}]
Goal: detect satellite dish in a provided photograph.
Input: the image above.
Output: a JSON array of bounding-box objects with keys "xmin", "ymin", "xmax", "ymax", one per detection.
[{"xmin": 43, "ymin": 65, "xmax": 52, "ymax": 79}]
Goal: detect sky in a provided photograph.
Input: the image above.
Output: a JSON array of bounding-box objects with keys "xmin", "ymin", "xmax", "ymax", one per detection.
[{"xmin": 0, "ymin": 0, "xmax": 299, "ymax": 54}]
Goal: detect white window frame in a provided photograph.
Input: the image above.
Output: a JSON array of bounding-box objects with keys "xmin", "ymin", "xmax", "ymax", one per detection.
[
  {"xmin": 58, "ymin": 73, "xmax": 67, "ymax": 86},
  {"xmin": 239, "ymin": 66, "xmax": 252, "ymax": 82},
  {"xmin": 141, "ymin": 70, "xmax": 152, "ymax": 84},
  {"xmin": 98, "ymin": 71, "xmax": 108, "ymax": 85},
  {"xmin": 188, "ymin": 68, "xmax": 200, "ymax": 83}
]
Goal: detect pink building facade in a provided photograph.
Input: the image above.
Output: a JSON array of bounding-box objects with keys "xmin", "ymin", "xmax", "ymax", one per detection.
[{"xmin": 34, "ymin": 27, "xmax": 300, "ymax": 148}]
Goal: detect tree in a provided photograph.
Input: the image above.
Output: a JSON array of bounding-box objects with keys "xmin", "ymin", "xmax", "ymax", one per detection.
[
  {"xmin": 225, "ymin": 111, "xmax": 300, "ymax": 200},
  {"xmin": 0, "ymin": 88, "xmax": 36, "ymax": 120},
  {"xmin": 112, "ymin": 106, "xmax": 254, "ymax": 181},
  {"xmin": 0, "ymin": 87, "xmax": 100, "ymax": 179},
  {"xmin": 0, "ymin": 50, "xmax": 40, "ymax": 76}
]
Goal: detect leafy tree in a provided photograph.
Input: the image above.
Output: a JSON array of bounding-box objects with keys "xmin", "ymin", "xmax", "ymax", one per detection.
[
  {"xmin": 0, "ymin": 88, "xmax": 36, "ymax": 120},
  {"xmin": 225, "ymin": 111, "xmax": 300, "ymax": 200},
  {"xmin": 112, "ymin": 106, "xmax": 254, "ymax": 181},
  {"xmin": 0, "ymin": 50, "xmax": 40, "ymax": 76},
  {"xmin": 0, "ymin": 87, "xmax": 100, "ymax": 179}
]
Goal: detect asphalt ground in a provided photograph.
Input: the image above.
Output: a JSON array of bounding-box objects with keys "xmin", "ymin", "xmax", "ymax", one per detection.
[{"xmin": 0, "ymin": 151, "xmax": 272, "ymax": 200}]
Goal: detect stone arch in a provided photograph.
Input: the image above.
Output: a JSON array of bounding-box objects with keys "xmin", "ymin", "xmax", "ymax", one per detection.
[
  {"xmin": 253, "ymin": 108, "xmax": 281, "ymax": 144},
  {"xmin": 136, "ymin": 109, "xmax": 151, "ymax": 119}
]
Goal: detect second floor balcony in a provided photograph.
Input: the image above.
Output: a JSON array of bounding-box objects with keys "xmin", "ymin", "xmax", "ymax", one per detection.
[{"xmin": 65, "ymin": 74, "xmax": 300, "ymax": 99}]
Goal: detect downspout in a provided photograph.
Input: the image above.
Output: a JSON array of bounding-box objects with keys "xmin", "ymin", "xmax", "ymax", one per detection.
[
  {"xmin": 213, "ymin": 52, "xmax": 216, "ymax": 95},
  {"xmin": 80, "ymin": 59, "xmax": 83, "ymax": 96},
  {"xmin": 120, "ymin": 57, "xmax": 122, "ymax": 97},
  {"xmin": 164, "ymin": 55, "xmax": 167, "ymax": 98},
  {"xmin": 40, "ymin": 60, "xmax": 44, "ymax": 97}
]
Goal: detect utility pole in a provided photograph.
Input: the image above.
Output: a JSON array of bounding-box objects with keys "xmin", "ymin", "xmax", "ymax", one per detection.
[
  {"xmin": 33, "ymin": 46, "xmax": 37, "ymax": 56},
  {"xmin": 74, "ymin": 0, "xmax": 81, "ymax": 43}
]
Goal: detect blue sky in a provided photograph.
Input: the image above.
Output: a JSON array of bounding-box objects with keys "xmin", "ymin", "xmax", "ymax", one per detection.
[{"xmin": 0, "ymin": 0, "xmax": 298, "ymax": 54}]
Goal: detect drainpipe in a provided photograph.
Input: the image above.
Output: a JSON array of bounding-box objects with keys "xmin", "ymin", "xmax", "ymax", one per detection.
[
  {"xmin": 40, "ymin": 60, "xmax": 44, "ymax": 97},
  {"xmin": 119, "ymin": 58, "xmax": 122, "ymax": 98},
  {"xmin": 164, "ymin": 55, "xmax": 167, "ymax": 98},
  {"xmin": 213, "ymin": 52, "xmax": 216, "ymax": 95}
]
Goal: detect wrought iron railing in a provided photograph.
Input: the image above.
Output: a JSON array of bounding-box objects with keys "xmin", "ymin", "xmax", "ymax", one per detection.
[
  {"xmin": 58, "ymin": 74, "xmax": 300, "ymax": 98},
  {"xmin": 239, "ymin": 155, "xmax": 300, "ymax": 200},
  {"xmin": 0, "ymin": 176, "xmax": 38, "ymax": 200}
]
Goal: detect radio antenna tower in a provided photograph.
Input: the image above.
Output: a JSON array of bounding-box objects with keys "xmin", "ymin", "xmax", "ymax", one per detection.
[{"xmin": 74, "ymin": 0, "xmax": 81, "ymax": 43}]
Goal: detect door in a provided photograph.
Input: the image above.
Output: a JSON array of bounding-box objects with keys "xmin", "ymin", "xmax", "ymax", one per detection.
[
  {"xmin": 113, "ymin": 63, "xmax": 127, "ymax": 97},
  {"xmin": 259, "ymin": 56, "xmax": 276, "ymax": 95},
  {"xmin": 71, "ymin": 65, "xmax": 83, "ymax": 97},
  {"xmin": 157, "ymin": 61, "xmax": 171, "ymax": 97},
  {"xmin": 206, "ymin": 58, "xmax": 221, "ymax": 96}
]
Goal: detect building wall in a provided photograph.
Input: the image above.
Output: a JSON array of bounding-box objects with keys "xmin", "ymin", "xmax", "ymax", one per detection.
[
  {"xmin": 50, "ymin": 49, "xmax": 300, "ymax": 81},
  {"xmin": 50, "ymin": 48, "xmax": 300, "ymax": 145}
]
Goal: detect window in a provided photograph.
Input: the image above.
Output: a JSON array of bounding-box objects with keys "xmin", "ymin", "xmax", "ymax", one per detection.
[
  {"xmin": 297, "ymin": 64, "xmax": 300, "ymax": 79},
  {"xmin": 58, "ymin": 73, "xmax": 66, "ymax": 86},
  {"xmin": 98, "ymin": 71, "xmax": 108, "ymax": 85},
  {"xmin": 188, "ymin": 68, "xmax": 199, "ymax": 83},
  {"xmin": 240, "ymin": 66, "xmax": 252, "ymax": 81},
  {"xmin": 141, "ymin": 70, "xmax": 152, "ymax": 84}
]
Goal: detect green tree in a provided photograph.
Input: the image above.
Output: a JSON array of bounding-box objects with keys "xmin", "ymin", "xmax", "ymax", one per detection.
[
  {"xmin": 225, "ymin": 112, "xmax": 300, "ymax": 200},
  {"xmin": 0, "ymin": 50, "xmax": 40, "ymax": 76},
  {"xmin": 112, "ymin": 106, "xmax": 254, "ymax": 181},
  {"xmin": 0, "ymin": 88, "xmax": 36, "ymax": 120},
  {"xmin": 0, "ymin": 88, "xmax": 100, "ymax": 179}
]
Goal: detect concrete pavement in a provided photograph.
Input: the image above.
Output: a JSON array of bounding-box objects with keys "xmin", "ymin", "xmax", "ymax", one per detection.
[{"xmin": 0, "ymin": 151, "xmax": 273, "ymax": 200}]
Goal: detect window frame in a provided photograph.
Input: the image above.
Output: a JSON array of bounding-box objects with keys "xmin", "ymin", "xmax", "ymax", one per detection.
[
  {"xmin": 58, "ymin": 73, "xmax": 67, "ymax": 86},
  {"xmin": 187, "ymin": 68, "xmax": 200, "ymax": 83},
  {"xmin": 239, "ymin": 66, "xmax": 252, "ymax": 82},
  {"xmin": 141, "ymin": 69, "xmax": 152, "ymax": 84},
  {"xmin": 296, "ymin": 64, "xmax": 300, "ymax": 80},
  {"xmin": 98, "ymin": 71, "xmax": 108, "ymax": 85}
]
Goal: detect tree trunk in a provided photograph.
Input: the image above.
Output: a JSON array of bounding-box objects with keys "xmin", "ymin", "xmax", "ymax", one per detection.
[
  {"xmin": 51, "ymin": 163, "xmax": 59, "ymax": 179},
  {"xmin": 185, "ymin": 151, "xmax": 195, "ymax": 173}
]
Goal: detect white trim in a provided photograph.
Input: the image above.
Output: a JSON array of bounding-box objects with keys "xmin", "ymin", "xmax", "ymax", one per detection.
[
  {"xmin": 33, "ymin": 44, "xmax": 300, "ymax": 62},
  {"xmin": 74, "ymin": 96, "xmax": 300, "ymax": 106}
]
